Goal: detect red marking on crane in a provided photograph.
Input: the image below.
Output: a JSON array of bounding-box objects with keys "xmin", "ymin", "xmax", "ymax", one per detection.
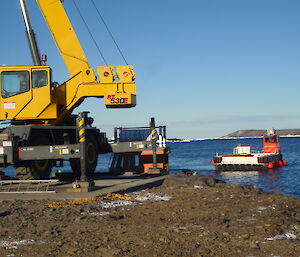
[{"xmin": 107, "ymin": 95, "xmax": 115, "ymax": 99}]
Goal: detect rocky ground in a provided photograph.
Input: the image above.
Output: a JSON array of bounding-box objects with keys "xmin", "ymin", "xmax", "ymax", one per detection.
[{"xmin": 0, "ymin": 174, "xmax": 300, "ymax": 257}]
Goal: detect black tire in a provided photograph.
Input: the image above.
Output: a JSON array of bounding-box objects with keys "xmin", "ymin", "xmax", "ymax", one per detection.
[
  {"xmin": 15, "ymin": 133, "xmax": 52, "ymax": 180},
  {"xmin": 70, "ymin": 133, "xmax": 98, "ymax": 178}
]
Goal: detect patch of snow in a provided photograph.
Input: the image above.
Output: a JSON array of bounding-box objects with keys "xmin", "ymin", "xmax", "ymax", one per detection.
[
  {"xmin": 190, "ymin": 225, "xmax": 204, "ymax": 229},
  {"xmin": 265, "ymin": 232, "xmax": 297, "ymax": 241},
  {"xmin": 174, "ymin": 225, "xmax": 204, "ymax": 231},
  {"xmin": 257, "ymin": 205, "xmax": 276, "ymax": 212},
  {"xmin": 194, "ymin": 185, "xmax": 203, "ymax": 189},
  {"xmin": 131, "ymin": 192, "xmax": 172, "ymax": 202},
  {"xmin": 98, "ymin": 192, "xmax": 172, "ymax": 209},
  {"xmin": 0, "ymin": 239, "xmax": 35, "ymax": 249},
  {"xmin": 176, "ymin": 226, "xmax": 188, "ymax": 230},
  {"xmin": 100, "ymin": 200, "xmax": 135, "ymax": 209}
]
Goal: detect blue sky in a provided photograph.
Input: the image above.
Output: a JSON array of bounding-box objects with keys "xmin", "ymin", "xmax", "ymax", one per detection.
[{"xmin": 1, "ymin": 0, "xmax": 300, "ymax": 138}]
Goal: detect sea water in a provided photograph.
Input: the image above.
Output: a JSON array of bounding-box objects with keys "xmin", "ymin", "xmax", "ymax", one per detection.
[
  {"xmin": 3, "ymin": 137, "xmax": 300, "ymax": 198},
  {"xmin": 170, "ymin": 137, "xmax": 300, "ymax": 198}
]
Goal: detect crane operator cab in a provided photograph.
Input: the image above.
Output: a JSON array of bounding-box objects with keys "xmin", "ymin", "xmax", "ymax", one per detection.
[{"xmin": 0, "ymin": 66, "xmax": 56, "ymax": 121}]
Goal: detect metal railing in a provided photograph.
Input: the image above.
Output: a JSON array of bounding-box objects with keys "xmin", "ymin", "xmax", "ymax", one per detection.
[{"xmin": 0, "ymin": 180, "xmax": 59, "ymax": 193}]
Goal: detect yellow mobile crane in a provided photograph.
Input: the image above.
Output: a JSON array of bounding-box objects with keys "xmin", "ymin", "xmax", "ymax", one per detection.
[{"xmin": 0, "ymin": 0, "xmax": 136, "ymax": 179}]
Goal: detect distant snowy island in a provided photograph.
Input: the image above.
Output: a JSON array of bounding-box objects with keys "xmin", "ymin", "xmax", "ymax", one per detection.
[
  {"xmin": 223, "ymin": 129, "xmax": 300, "ymax": 138},
  {"xmin": 167, "ymin": 138, "xmax": 207, "ymax": 143},
  {"xmin": 167, "ymin": 129, "xmax": 300, "ymax": 142},
  {"xmin": 167, "ymin": 137, "xmax": 224, "ymax": 142}
]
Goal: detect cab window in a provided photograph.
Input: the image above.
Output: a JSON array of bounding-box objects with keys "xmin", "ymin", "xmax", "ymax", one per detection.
[
  {"xmin": 1, "ymin": 71, "xmax": 30, "ymax": 98},
  {"xmin": 112, "ymin": 154, "xmax": 124, "ymax": 169},
  {"xmin": 32, "ymin": 70, "xmax": 48, "ymax": 88},
  {"xmin": 128, "ymin": 154, "xmax": 140, "ymax": 169}
]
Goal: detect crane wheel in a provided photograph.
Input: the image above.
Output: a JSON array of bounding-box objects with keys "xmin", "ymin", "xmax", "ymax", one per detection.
[
  {"xmin": 70, "ymin": 133, "xmax": 98, "ymax": 178},
  {"xmin": 15, "ymin": 133, "xmax": 52, "ymax": 180},
  {"xmin": 15, "ymin": 160, "xmax": 51, "ymax": 180}
]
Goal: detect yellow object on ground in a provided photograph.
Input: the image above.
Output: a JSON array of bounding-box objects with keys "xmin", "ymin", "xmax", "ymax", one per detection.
[{"xmin": 46, "ymin": 193, "xmax": 132, "ymax": 208}]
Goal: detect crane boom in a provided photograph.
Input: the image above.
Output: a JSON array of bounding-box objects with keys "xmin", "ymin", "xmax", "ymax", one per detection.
[{"xmin": 36, "ymin": 0, "xmax": 93, "ymax": 77}]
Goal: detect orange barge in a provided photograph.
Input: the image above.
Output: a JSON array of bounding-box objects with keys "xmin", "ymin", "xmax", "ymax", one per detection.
[{"xmin": 212, "ymin": 129, "xmax": 286, "ymax": 171}]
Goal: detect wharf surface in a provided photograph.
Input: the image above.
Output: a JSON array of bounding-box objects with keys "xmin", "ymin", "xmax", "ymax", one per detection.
[{"xmin": 0, "ymin": 173, "xmax": 166, "ymax": 201}]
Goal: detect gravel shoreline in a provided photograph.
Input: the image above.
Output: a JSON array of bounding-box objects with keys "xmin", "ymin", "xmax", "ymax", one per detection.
[{"xmin": 0, "ymin": 174, "xmax": 300, "ymax": 257}]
